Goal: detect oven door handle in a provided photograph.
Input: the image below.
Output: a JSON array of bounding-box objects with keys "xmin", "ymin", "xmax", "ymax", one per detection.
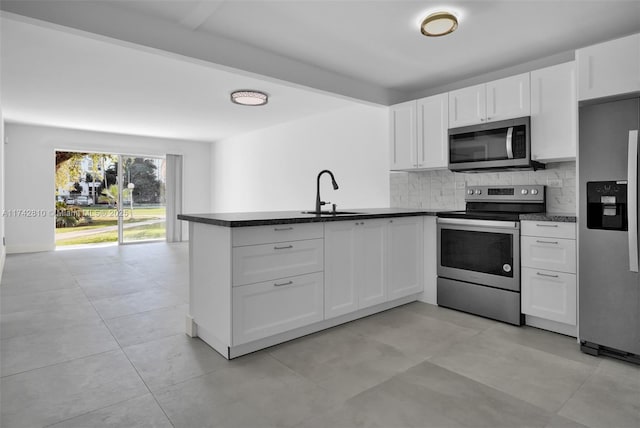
[
  {"xmin": 506, "ymin": 127, "xmax": 514, "ymax": 159},
  {"xmin": 437, "ymin": 218, "xmax": 519, "ymax": 229}
]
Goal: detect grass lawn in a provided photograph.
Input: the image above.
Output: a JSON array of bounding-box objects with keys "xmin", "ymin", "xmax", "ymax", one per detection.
[
  {"xmin": 57, "ymin": 222, "xmax": 166, "ymax": 246},
  {"xmin": 55, "ymin": 205, "xmax": 166, "ymax": 246}
]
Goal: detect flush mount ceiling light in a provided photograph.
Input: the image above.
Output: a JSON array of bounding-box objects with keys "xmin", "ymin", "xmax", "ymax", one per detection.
[
  {"xmin": 420, "ymin": 11, "xmax": 458, "ymax": 37},
  {"xmin": 230, "ymin": 90, "xmax": 268, "ymax": 106}
]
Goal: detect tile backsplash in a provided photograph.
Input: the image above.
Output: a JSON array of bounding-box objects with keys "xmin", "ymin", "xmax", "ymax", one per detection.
[{"xmin": 390, "ymin": 161, "xmax": 576, "ymax": 213}]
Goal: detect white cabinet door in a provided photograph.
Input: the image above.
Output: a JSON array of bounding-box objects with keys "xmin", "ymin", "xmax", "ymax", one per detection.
[
  {"xmin": 422, "ymin": 216, "xmax": 438, "ymax": 305},
  {"xmin": 325, "ymin": 219, "xmax": 388, "ymax": 318},
  {"xmin": 324, "ymin": 221, "xmax": 359, "ymax": 319},
  {"xmin": 448, "ymin": 84, "xmax": 486, "ymax": 128},
  {"xmin": 577, "ymin": 33, "xmax": 640, "ymax": 101},
  {"xmin": 232, "ymin": 272, "xmax": 324, "ymax": 345},
  {"xmin": 521, "ymin": 267, "xmax": 576, "ymax": 325},
  {"xmin": 387, "ymin": 217, "xmax": 424, "ymax": 300},
  {"xmin": 359, "ymin": 219, "xmax": 388, "ymax": 309},
  {"xmin": 417, "ymin": 93, "xmax": 449, "ymax": 169},
  {"xmin": 521, "ymin": 221, "xmax": 576, "ymax": 239},
  {"xmin": 531, "ymin": 62, "xmax": 577, "ymax": 162},
  {"xmin": 486, "ymin": 73, "xmax": 531, "ymax": 122},
  {"xmin": 232, "ymin": 239, "xmax": 324, "ymax": 286},
  {"xmin": 389, "ymin": 101, "xmax": 417, "ymax": 170},
  {"xmin": 521, "ymin": 236, "xmax": 577, "ymax": 274},
  {"xmin": 233, "ymin": 222, "xmax": 323, "ymax": 247}
]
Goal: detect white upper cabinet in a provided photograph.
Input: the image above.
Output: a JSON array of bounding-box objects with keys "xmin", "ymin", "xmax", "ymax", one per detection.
[
  {"xmin": 449, "ymin": 73, "xmax": 530, "ymax": 128},
  {"xmin": 417, "ymin": 93, "xmax": 449, "ymax": 169},
  {"xmin": 448, "ymin": 84, "xmax": 486, "ymax": 128},
  {"xmin": 486, "ymin": 73, "xmax": 531, "ymax": 122},
  {"xmin": 530, "ymin": 61, "xmax": 577, "ymax": 162},
  {"xmin": 389, "ymin": 94, "xmax": 448, "ymax": 171},
  {"xmin": 577, "ymin": 33, "xmax": 640, "ymax": 101},
  {"xmin": 389, "ymin": 100, "xmax": 417, "ymax": 170}
]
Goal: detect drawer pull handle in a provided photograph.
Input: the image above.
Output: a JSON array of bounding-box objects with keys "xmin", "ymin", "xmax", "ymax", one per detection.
[
  {"xmin": 536, "ymin": 272, "xmax": 559, "ymax": 278},
  {"xmin": 274, "ymin": 281, "xmax": 293, "ymax": 287},
  {"xmin": 536, "ymin": 240, "xmax": 558, "ymax": 245},
  {"xmin": 536, "ymin": 223, "xmax": 558, "ymax": 227},
  {"xmin": 274, "ymin": 227, "xmax": 293, "ymax": 231},
  {"xmin": 274, "ymin": 245, "xmax": 293, "ymax": 250}
]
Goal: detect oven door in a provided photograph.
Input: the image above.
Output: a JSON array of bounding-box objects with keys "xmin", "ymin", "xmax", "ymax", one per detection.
[{"xmin": 437, "ymin": 218, "xmax": 520, "ymax": 291}]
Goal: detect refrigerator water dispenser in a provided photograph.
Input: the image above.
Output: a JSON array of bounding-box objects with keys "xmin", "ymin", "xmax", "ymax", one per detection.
[{"xmin": 586, "ymin": 181, "xmax": 628, "ymax": 231}]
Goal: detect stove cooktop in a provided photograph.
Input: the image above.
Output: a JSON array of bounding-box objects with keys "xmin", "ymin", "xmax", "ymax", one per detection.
[{"xmin": 437, "ymin": 185, "xmax": 546, "ymax": 221}]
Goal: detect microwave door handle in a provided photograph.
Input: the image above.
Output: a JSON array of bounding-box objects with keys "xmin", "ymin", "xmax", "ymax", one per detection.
[
  {"xmin": 506, "ymin": 127, "xmax": 514, "ymax": 159},
  {"xmin": 628, "ymin": 129, "xmax": 639, "ymax": 272}
]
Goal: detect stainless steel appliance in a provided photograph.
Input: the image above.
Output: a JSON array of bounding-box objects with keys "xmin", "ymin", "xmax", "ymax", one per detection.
[
  {"xmin": 448, "ymin": 117, "xmax": 544, "ymax": 172},
  {"xmin": 579, "ymin": 96, "xmax": 640, "ymax": 364},
  {"xmin": 437, "ymin": 185, "xmax": 546, "ymax": 325}
]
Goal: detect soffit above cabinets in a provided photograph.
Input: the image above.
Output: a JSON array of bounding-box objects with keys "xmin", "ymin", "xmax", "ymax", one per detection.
[{"xmin": 2, "ymin": 0, "xmax": 639, "ymax": 105}]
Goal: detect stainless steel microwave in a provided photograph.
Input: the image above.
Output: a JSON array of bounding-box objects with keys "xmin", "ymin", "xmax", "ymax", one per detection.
[{"xmin": 448, "ymin": 116, "xmax": 544, "ymax": 172}]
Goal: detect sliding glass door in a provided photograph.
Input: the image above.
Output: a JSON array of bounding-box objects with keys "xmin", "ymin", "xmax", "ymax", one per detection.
[{"xmin": 118, "ymin": 155, "xmax": 166, "ymax": 244}]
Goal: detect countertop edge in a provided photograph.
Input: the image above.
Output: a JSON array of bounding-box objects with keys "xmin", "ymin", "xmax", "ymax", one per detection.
[
  {"xmin": 519, "ymin": 213, "xmax": 577, "ymax": 223},
  {"xmin": 178, "ymin": 210, "xmax": 438, "ymax": 227}
]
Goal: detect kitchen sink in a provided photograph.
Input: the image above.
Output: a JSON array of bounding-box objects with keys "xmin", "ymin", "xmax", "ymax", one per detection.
[{"xmin": 301, "ymin": 210, "xmax": 362, "ymax": 216}]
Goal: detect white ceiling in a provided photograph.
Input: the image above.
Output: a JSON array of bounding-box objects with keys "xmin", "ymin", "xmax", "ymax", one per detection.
[
  {"xmin": 1, "ymin": 0, "xmax": 640, "ymax": 142},
  {"xmin": 1, "ymin": 16, "xmax": 356, "ymax": 142}
]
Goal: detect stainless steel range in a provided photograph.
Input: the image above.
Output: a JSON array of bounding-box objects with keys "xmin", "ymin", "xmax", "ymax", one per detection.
[{"xmin": 437, "ymin": 185, "xmax": 546, "ymax": 325}]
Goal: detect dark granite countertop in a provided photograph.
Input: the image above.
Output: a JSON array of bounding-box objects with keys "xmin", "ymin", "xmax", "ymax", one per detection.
[
  {"xmin": 519, "ymin": 213, "xmax": 577, "ymax": 223},
  {"xmin": 178, "ymin": 208, "xmax": 440, "ymax": 227}
]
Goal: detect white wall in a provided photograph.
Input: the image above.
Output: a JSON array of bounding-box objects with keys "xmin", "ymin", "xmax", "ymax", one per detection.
[
  {"xmin": 211, "ymin": 104, "xmax": 389, "ymax": 212},
  {"xmin": 4, "ymin": 123, "xmax": 211, "ymax": 253}
]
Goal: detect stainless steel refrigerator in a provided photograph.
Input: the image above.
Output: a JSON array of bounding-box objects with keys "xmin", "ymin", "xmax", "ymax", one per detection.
[{"xmin": 579, "ymin": 96, "xmax": 640, "ymax": 363}]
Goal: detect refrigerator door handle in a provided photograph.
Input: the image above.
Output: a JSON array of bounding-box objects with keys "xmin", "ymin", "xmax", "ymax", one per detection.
[{"xmin": 628, "ymin": 129, "xmax": 639, "ymax": 272}]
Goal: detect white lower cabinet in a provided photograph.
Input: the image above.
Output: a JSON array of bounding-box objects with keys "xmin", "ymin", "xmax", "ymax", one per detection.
[
  {"xmin": 520, "ymin": 236, "xmax": 576, "ymax": 273},
  {"xmin": 232, "ymin": 272, "xmax": 324, "ymax": 345},
  {"xmin": 388, "ymin": 217, "xmax": 424, "ymax": 300},
  {"xmin": 421, "ymin": 216, "xmax": 438, "ymax": 305},
  {"xmin": 359, "ymin": 220, "xmax": 388, "ymax": 308},
  {"xmin": 521, "ymin": 268, "xmax": 576, "ymax": 325},
  {"xmin": 324, "ymin": 216, "xmax": 423, "ymax": 320},
  {"xmin": 187, "ymin": 216, "xmax": 425, "ymax": 359},
  {"xmin": 324, "ymin": 219, "xmax": 387, "ymax": 319},
  {"xmin": 521, "ymin": 221, "xmax": 577, "ymax": 335},
  {"xmin": 232, "ymin": 238, "xmax": 324, "ymax": 286}
]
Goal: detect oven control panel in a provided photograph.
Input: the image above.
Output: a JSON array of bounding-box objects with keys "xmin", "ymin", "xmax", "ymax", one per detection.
[{"xmin": 465, "ymin": 185, "xmax": 545, "ymax": 203}]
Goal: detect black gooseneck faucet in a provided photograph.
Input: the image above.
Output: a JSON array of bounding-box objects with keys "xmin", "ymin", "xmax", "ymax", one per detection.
[{"xmin": 315, "ymin": 170, "xmax": 339, "ymax": 214}]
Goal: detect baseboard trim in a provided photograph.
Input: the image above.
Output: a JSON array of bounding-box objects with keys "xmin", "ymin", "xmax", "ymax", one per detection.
[
  {"xmin": 525, "ymin": 315, "xmax": 577, "ymax": 337},
  {"xmin": 0, "ymin": 247, "xmax": 5, "ymax": 282},
  {"xmin": 228, "ymin": 293, "xmax": 420, "ymax": 359},
  {"xmin": 7, "ymin": 244, "xmax": 55, "ymax": 254},
  {"xmin": 189, "ymin": 293, "xmax": 421, "ymax": 360}
]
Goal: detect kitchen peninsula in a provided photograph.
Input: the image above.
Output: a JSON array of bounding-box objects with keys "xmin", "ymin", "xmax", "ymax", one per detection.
[{"xmin": 178, "ymin": 208, "xmax": 438, "ymax": 359}]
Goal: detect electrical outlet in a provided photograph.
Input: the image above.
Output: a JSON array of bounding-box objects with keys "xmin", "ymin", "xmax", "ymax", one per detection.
[{"xmin": 547, "ymin": 178, "xmax": 563, "ymax": 188}]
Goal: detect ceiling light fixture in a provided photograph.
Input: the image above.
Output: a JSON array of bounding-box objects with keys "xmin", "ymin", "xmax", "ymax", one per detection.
[
  {"xmin": 230, "ymin": 90, "xmax": 268, "ymax": 106},
  {"xmin": 420, "ymin": 11, "xmax": 458, "ymax": 37}
]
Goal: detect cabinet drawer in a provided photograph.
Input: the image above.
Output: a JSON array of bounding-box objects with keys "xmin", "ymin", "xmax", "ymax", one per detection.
[
  {"xmin": 232, "ymin": 222, "xmax": 323, "ymax": 247},
  {"xmin": 521, "ymin": 236, "xmax": 576, "ymax": 273},
  {"xmin": 521, "ymin": 221, "xmax": 576, "ymax": 239},
  {"xmin": 521, "ymin": 267, "xmax": 576, "ymax": 325},
  {"xmin": 232, "ymin": 238, "xmax": 323, "ymax": 286},
  {"xmin": 232, "ymin": 272, "xmax": 324, "ymax": 345}
]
